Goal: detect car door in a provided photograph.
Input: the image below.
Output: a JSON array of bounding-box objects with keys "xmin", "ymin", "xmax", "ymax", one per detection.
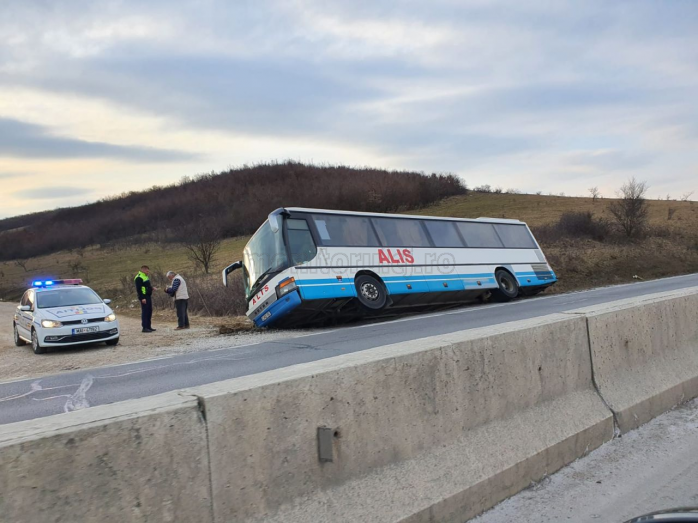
[{"xmin": 16, "ymin": 291, "xmax": 32, "ymax": 337}]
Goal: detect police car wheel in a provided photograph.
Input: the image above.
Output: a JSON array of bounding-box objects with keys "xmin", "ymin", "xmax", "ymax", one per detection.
[
  {"xmin": 13, "ymin": 323, "xmax": 27, "ymax": 347},
  {"xmin": 31, "ymin": 329, "xmax": 47, "ymax": 355},
  {"xmin": 355, "ymin": 275, "xmax": 387, "ymax": 311},
  {"xmin": 491, "ymin": 270, "xmax": 519, "ymax": 302}
]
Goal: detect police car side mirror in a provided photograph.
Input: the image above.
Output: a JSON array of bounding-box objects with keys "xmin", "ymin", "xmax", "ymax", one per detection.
[
  {"xmin": 103, "ymin": 299, "xmax": 112, "ymax": 305},
  {"xmin": 19, "ymin": 305, "xmax": 31, "ymax": 312}
]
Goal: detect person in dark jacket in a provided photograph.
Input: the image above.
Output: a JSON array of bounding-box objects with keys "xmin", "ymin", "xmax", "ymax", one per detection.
[{"xmin": 134, "ymin": 265, "xmax": 157, "ymax": 333}]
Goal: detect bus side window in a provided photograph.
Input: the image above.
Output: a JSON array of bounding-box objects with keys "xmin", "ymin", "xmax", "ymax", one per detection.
[
  {"xmin": 494, "ymin": 224, "xmax": 537, "ymax": 248},
  {"xmin": 311, "ymin": 215, "xmax": 380, "ymax": 247},
  {"xmin": 423, "ymin": 221, "xmax": 464, "ymax": 248},
  {"xmin": 371, "ymin": 218, "xmax": 431, "ymax": 247},
  {"xmin": 287, "ymin": 219, "xmax": 317, "ymax": 265},
  {"xmin": 456, "ymin": 222, "xmax": 504, "ymax": 248}
]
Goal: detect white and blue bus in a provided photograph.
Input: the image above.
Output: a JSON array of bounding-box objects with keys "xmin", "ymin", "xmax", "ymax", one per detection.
[{"xmin": 223, "ymin": 207, "xmax": 556, "ymax": 328}]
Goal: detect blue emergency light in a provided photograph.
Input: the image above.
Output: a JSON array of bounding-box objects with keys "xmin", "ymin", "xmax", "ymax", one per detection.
[{"xmin": 32, "ymin": 279, "xmax": 81, "ymax": 288}]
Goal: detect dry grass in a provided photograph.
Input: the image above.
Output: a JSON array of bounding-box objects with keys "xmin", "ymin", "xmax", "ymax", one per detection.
[
  {"xmin": 414, "ymin": 192, "xmax": 698, "ymax": 232},
  {"xmin": 1, "ymin": 193, "xmax": 697, "ymax": 311},
  {"xmin": 416, "ymin": 193, "xmax": 698, "ymax": 293},
  {"xmin": 0, "ymin": 236, "xmax": 247, "ymax": 300}
]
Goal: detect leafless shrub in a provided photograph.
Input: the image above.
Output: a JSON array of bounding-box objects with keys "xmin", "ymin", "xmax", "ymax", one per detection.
[
  {"xmin": 493, "ymin": 186, "xmax": 503, "ymax": 194},
  {"xmin": 588, "ymin": 186, "xmax": 601, "ymax": 202},
  {"xmin": 534, "ymin": 211, "xmax": 611, "ymax": 243},
  {"xmin": 681, "ymin": 191, "xmax": 695, "ymax": 202},
  {"xmin": 609, "ymin": 177, "xmax": 649, "ymax": 238},
  {"xmin": 183, "ymin": 221, "xmax": 223, "ymax": 274},
  {"xmin": 14, "ymin": 260, "xmax": 29, "ymax": 272},
  {"xmin": 474, "ymin": 184, "xmax": 492, "ymax": 193}
]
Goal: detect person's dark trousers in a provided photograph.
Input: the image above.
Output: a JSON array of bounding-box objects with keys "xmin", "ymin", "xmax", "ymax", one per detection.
[
  {"xmin": 141, "ymin": 297, "xmax": 153, "ymax": 330},
  {"xmin": 176, "ymin": 299, "xmax": 190, "ymax": 328}
]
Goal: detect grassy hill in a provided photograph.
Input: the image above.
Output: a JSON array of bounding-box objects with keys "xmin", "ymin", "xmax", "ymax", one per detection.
[{"xmin": 1, "ymin": 192, "xmax": 697, "ymax": 316}]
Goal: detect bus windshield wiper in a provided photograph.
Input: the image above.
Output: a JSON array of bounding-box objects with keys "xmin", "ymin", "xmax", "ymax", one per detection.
[{"xmin": 250, "ymin": 268, "xmax": 278, "ymax": 296}]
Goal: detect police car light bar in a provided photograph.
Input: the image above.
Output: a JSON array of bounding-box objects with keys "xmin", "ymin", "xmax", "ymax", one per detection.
[{"xmin": 32, "ymin": 279, "xmax": 83, "ymax": 287}]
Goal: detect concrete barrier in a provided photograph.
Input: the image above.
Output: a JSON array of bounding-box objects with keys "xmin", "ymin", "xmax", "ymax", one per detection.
[
  {"xmin": 7, "ymin": 287, "xmax": 697, "ymax": 523},
  {"xmin": 190, "ymin": 314, "xmax": 613, "ymax": 522},
  {"xmin": 569, "ymin": 288, "xmax": 698, "ymax": 433},
  {"xmin": 0, "ymin": 392, "xmax": 212, "ymax": 523}
]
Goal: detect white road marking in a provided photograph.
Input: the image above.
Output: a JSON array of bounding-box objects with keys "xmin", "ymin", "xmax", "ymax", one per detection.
[{"xmin": 63, "ymin": 374, "xmax": 93, "ymax": 413}]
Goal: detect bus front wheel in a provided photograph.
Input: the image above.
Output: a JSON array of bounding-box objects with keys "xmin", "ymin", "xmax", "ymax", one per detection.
[
  {"xmin": 491, "ymin": 270, "xmax": 519, "ymax": 302},
  {"xmin": 355, "ymin": 275, "xmax": 388, "ymax": 311}
]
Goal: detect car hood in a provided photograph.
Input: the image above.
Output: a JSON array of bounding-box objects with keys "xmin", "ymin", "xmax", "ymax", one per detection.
[{"xmin": 42, "ymin": 304, "xmax": 109, "ymax": 320}]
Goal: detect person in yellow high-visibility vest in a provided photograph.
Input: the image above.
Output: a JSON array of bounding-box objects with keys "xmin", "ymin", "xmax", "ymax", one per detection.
[{"xmin": 134, "ymin": 265, "xmax": 158, "ymax": 333}]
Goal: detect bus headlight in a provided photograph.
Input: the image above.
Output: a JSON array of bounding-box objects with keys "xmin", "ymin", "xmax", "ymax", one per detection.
[
  {"xmin": 104, "ymin": 313, "xmax": 117, "ymax": 322},
  {"xmin": 276, "ymin": 277, "xmax": 297, "ymax": 298},
  {"xmin": 41, "ymin": 319, "xmax": 63, "ymax": 328}
]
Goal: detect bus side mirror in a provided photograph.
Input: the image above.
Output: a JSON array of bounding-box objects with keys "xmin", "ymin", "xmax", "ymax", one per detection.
[
  {"xmin": 222, "ymin": 261, "xmax": 243, "ymax": 287},
  {"xmin": 268, "ymin": 208, "xmax": 288, "ymax": 233}
]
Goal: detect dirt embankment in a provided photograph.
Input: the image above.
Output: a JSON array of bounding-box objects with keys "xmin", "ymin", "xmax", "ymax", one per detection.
[{"xmin": 0, "ymin": 303, "xmax": 297, "ymax": 381}]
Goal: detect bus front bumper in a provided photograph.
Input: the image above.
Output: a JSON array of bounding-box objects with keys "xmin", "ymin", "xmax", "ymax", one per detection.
[{"xmin": 252, "ymin": 290, "xmax": 302, "ymax": 328}]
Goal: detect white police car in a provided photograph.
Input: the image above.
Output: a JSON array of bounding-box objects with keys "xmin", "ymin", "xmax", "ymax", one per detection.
[{"xmin": 13, "ymin": 279, "xmax": 120, "ymax": 354}]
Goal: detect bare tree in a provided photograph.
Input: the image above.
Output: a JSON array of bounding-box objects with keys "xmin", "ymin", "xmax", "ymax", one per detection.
[
  {"xmin": 14, "ymin": 260, "xmax": 29, "ymax": 272},
  {"xmin": 681, "ymin": 191, "xmax": 694, "ymax": 202},
  {"xmin": 183, "ymin": 221, "xmax": 223, "ymax": 274},
  {"xmin": 588, "ymin": 186, "xmax": 601, "ymax": 202},
  {"xmin": 609, "ymin": 177, "xmax": 649, "ymax": 237}
]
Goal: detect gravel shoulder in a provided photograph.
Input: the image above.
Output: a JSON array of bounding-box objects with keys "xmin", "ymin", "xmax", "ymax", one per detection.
[{"xmin": 0, "ymin": 302, "xmax": 313, "ymax": 382}]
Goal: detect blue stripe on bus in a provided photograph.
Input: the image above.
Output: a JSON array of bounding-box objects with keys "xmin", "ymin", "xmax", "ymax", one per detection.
[{"xmin": 292, "ymin": 271, "xmax": 556, "ymax": 300}]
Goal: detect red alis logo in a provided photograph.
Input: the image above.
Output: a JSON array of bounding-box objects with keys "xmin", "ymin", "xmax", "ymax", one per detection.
[
  {"xmin": 252, "ymin": 284, "xmax": 270, "ymax": 305},
  {"xmin": 378, "ymin": 248, "xmax": 414, "ymax": 264}
]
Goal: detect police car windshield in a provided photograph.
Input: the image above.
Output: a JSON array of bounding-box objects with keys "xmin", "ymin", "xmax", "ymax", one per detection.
[
  {"xmin": 36, "ymin": 288, "xmax": 103, "ymax": 309},
  {"xmin": 243, "ymin": 220, "xmax": 288, "ymax": 297}
]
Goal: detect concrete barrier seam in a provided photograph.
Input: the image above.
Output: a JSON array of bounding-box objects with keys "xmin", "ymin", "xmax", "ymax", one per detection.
[{"xmin": 581, "ymin": 313, "xmax": 621, "ymax": 438}]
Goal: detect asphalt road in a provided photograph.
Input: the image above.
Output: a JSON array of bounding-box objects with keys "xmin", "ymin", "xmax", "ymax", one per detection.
[
  {"xmin": 1, "ymin": 273, "xmax": 697, "ymax": 425},
  {"xmin": 472, "ymin": 397, "xmax": 698, "ymax": 523}
]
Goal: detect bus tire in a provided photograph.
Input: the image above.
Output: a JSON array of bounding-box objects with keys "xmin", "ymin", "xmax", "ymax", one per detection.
[
  {"xmin": 491, "ymin": 270, "xmax": 519, "ymax": 302},
  {"xmin": 355, "ymin": 274, "xmax": 388, "ymax": 311}
]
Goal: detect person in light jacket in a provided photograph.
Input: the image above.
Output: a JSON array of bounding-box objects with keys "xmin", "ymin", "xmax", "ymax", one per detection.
[{"xmin": 165, "ymin": 271, "xmax": 190, "ymax": 330}]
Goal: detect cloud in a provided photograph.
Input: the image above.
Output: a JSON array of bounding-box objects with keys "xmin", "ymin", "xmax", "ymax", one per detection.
[
  {"xmin": 13, "ymin": 186, "xmax": 93, "ymax": 200},
  {"xmin": 566, "ymin": 150, "xmax": 655, "ymax": 171},
  {"xmin": 1, "ymin": 0, "xmax": 697, "ymax": 216},
  {"xmin": 0, "ymin": 171, "xmax": 31, "ymax": 180},
  {"xmin": 0, "ymin": 118, "xmax": 200, "ymax": 162}
]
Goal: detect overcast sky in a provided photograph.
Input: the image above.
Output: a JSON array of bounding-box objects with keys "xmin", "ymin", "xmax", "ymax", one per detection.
[{"xmin": 1, "ymin": 0, "xmax": 697, "ymax": 218}]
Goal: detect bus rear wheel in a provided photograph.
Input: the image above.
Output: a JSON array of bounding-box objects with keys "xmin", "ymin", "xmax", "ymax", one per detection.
[
  {"xmin": 491, "ymin": 270, "xmax": 519, "ymax": 302},
  {"xmin": 355, "ymin": 275, "xmax": 387, "ymax": 311}
]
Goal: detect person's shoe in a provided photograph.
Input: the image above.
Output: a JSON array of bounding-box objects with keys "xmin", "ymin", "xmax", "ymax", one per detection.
[
  {"xmin": 174, "ymin": 327, "xmax": 184, "ymax": 331},
  {"xmin": 149, "ymin": 328, "xmax": 157, "ymax": 332},
  {"xmin": 184, "ymin": 326, "xmax": 191, "ymax": 329},
  {"xmin": 142, "ymin": 328, "xmax": 152, "ymax": 333}
]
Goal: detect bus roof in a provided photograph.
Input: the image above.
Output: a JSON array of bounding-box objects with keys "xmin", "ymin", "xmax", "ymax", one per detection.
[{"xmin": 284, "ymin": 207, "xmax": 525, "ymax": 225}]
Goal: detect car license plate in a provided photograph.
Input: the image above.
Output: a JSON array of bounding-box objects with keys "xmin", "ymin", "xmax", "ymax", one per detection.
[
  {"xmin": 261, "ymin": 311, "xmax": 272, "ymax": 321},
  {"xmin": 72, "ymin": 326, "xmax": 99, "ymax": 335}
]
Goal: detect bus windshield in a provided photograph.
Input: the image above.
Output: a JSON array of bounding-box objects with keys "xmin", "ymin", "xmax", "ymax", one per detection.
[{"xmin": 242, "ymin": 220, "xmax": 288, "ymax": 297}]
